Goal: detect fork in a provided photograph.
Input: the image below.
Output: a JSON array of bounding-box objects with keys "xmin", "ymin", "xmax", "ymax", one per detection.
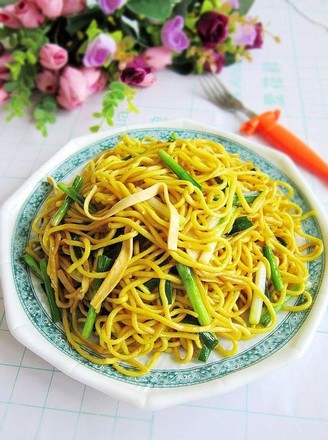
[{"xmin": 200, "ymin": 74, "xmax": 328, "ymax": 184}]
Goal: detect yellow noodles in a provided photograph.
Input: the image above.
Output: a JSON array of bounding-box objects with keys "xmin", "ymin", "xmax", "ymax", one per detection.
[{"xmin": 26, "ymin": 135, "xmax": 324, "ymax": 376}]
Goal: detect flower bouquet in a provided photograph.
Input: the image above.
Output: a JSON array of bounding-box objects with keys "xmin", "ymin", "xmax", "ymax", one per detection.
[{"xmin": 0, "ymin": 0, "xmax": 265, "ymax": 135}]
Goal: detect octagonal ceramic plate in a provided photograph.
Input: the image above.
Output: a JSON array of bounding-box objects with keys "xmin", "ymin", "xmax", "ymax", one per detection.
[{"xmin": 0, "ymin": 119, "xmax": 327, "ymax": 410}]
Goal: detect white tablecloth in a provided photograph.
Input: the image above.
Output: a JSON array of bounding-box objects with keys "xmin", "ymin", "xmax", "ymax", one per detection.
[{"xmin": 1, "ymin": 1, "xmax": 328, "ymax": 439}]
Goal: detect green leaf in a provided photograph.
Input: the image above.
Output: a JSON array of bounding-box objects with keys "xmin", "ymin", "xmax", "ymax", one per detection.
[
  {"xmin": 170, "ymin": 54, "xmax": 195, "ymax": 75},
  {"xmin": 127, "ymin": 101, "xmax": 139, "ymax": 114},
  {"xmin": 103, "ymin": 96, "xmax": 116, "ymax": 107},
  {"xmin": 106, "ymin": 116, "xmax": 114, "ymax": 125},
  {"xmin": 3, "ymin": 82, "xmax": 18, "ymax": 92},
  {"xmin": 26, "ymin": 50, "xmax": 37, "ymax": 64},
  {"xmin": 34, "ymin": 108, "xmax": 47, "ymax": 120},
  {"xmin": 126, "ymin": 0, "xmax": 173, "ymax": 21},
  {"xmin": 110, "ymin": 30, "xmax": 123, "ymax": 42},
  {"xmin": 228, "ymin": 216, "xmax": 253, "ymax": 235},
  {"xmin": 86, "ymin": 19, "xmax": 101, "ymax": 41},
  {"xmin": 224, "ymin": 52, "xmax": 236, "ymax": 66},
  {"xmin": 104, "ymin": 106, "xmax": 114, "ymax": 118},
  {"xmin": 110, "ymin": 81, "xmax": 126, "ymax": 92},
  {"xmin": 110, "ymin": 90, "xmax": 125, "ymax": 100},
  {"xmin": 41, "ymin": 98, "xmax": 57, "ymax": 112},
  {"xmin": 89, "ymin": 82, "xmax": 139, "ymax": 132},
  {"xmin": 65, "ymin": 6, "xmax": 104, "ymax": 36},
  {"xmin": 13, "ymin": 51, "xmax": 25, "ymax": 64},
  {"xmin": 173, "ymin": 0, "xmax": 196, "ymax": 18},
  {"xmin": 201, "ymin": 0, "xmax": 215, "ymax": 14},
  {"xmin": 33, "ymin": 95, "xmax": 58, "ymax": 137},
  {"xmin": 0, "ymin": 27, "xmax": 14, "ymax": 40},
  {"xmin": 238, "ymin": 0, "xmax": 256, "ymax": 15},
  {"xmin": 0, "ymin": 0, "xmax": 16, "ymax": 5}
]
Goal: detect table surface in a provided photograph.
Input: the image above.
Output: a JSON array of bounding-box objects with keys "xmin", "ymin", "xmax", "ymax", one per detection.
[{"xmin": 1, "ymin": 1, "xmax": 328, "ymax": 439}]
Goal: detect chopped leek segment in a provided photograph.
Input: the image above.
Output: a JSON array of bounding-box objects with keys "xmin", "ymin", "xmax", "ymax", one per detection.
[{"xmin": 249, "ymin": 263, "xmax": 267, "ymax": 325}]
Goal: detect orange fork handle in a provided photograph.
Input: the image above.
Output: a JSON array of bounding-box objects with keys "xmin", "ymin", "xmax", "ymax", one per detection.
[{"xmin": 240, "ymin": 110, "xmax": 328, "ymax": 184}]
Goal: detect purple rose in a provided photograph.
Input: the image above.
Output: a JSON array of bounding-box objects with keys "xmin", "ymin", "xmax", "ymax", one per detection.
[
  {"xmin": 204, "ymin": 51, "xmax": 225, "ymax": 74},
  {"xmin": 120, "ymin": 58, "xmax": 156, "ymax": 87},
  {"xmin": 98, "ymin": 0, "xmax": 126, "ymax": 14},
  {"xmin": 197, "ymin": 12, "xmax": 229, "ymax": 48},
  {"xmin": 83, "ymin": 34, "xmax": 116, "ymax": 68},
  {"xmin": 222, "ymin": 0, "xmax": 240, "ymax": 8},
  {"xmin": 246, "ymin": 22, "xmax": 263, "ymax": 49},
  {"xmin": 161, "ymin": 16, "xmax": 190, "ymax": 53},
  {"xmin": 232, "ymin": 22, "xmax": 257, "ymax": 46}
]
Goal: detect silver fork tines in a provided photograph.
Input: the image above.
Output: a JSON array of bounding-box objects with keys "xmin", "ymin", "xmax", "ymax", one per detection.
[{"xmin": 200, "ymin": 74, "xmax": 257, "ymax": 119}]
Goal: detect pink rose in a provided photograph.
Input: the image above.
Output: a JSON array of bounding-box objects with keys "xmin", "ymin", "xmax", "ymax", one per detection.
[
  {"xmin": 39, "ymin": 44, "xmax": 68, "ymax": 70},
  {"xmin": 35, "ymin": 0, "xmax": 63, "ymax": 18},
  {"xmin": 0, "ymin": 84, "xmax": 9, "ymax": 107},
  {"xmin": 80, "ymin": 67, "xmax": 107, "ymax": 96},
  {"xmin": 57, "ymin": 66, "xmax": 89, "ymax": 110},
  {"xmin": 61, "ymin": 0, "xmax": 87, "ymax": 16},
  {"xmin": 0, "ymin": 53, "xmax": 13, "ymax": 81},
  {"xmin": 13, "ymin": 1, "xmax": 45, "ymax": 29},
  {"xmin": 144, "ymin": 46, "xmax": 172, "ymax": 71},
  {"xmin": 0, "ymin": 5, "xmax": 22, "ymax": 29},
  {"xmin": 35, "ymin": 70, "xmax": 58, "ymax": 94}
]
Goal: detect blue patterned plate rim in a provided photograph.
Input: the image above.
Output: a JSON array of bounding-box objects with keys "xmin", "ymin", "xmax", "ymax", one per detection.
[{"xmin": 10, "ymin": 126, "xmax": 326, "ymax": 389}]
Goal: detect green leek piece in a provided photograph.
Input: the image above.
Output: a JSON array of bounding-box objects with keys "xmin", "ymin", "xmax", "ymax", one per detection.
[
  {"xmin": 263, "ymin": 245, "xmax": 284, "ymax": 291},
  {"xmin": 232, "ymin": 191, "xmax": 261, "ymax": 206},
  {"xmin": 228, "ymin": 216, "xmax": 253, "ymax": 235},
  {"xmin": 57, "ymin": 182, "xmax": 97, "ymax": 213},
  {"xmin": 176, "ymin": 263, "xmax": 211, "ymax": 326},
  {"xmin": 260, "ymin": 295, "xmax": 292, "ymax": 327},
  {"xmin": 22, "ymin": 253, "xmax": 42, "ymax": 279},
  {"xmin": 51, "ymin": 175, "xmax": 83, "ymax": 226},
  {"xmin": 39, "ymin": 259, "xmax": 61, "ymax": 323},
  {"xmin": 198, "ymin": 344, "xmax": 211, "ymax": 362},
  {"xmin": 181, "ymin": 315, "xmax": 218, "ymax": 350},
  {"xmin": 157, "ymin": 149, "xmax": 203, "ymax": 191},
  {"xmin": 82, "ymin": 255, "xmax": 113, "ymax": 339}
]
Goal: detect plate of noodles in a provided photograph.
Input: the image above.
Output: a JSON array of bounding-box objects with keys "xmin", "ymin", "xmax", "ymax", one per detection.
[{"xmin": 0, "ymin": 119, "xmax": 327, "ymax": 410}]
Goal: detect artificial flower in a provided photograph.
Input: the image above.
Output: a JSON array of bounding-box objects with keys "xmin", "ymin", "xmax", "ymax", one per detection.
[
  {"xmin": 97, "ymin": 0, "xmax": 127, "ymax": 15},
  {"xmin": 35, "ymin": 0, "xmax": 63, "ymax": 18},
  {"xmin": 144, "ymin": 46, "xmax": 173, "ymax": 72},
  {"xmin": 0, "ymin": 84, "xmax": 9, "ymax": 106},
  {"xmin": 0, "ymin": 5, "xmax": 22, "ymax": 29},
  {"xmin": 35, "ymin": 70, "xmax": 58, "ymax": 94},
  {"xmin": 197, "ymin": 11, "xmax": 229, "ymax": 48},
  {"xmin": 57, "ymin": 66, "xmax": 89, "ymax": 110},
  {"xmin": 246, "ymin": 22, "xmax": 264, "ymax": 49},
  {"xmin": 204, "ymin": 51, "xmax": 225, "ymax": 74},
  {"xmin": 83, "ymin": 34, "xmax": 116, "ymax": 68},
  {"xmin": 39, "ymin": 44, "xmax": 68, "ymax": 70},
  {"xmin": 80, "ymin": 67, "xmax": 108, "ymax": 96},
  {"xmin": 222, "ymin": 0, "xmax": 240, "ymax": 9},
  {"xmin": 13, "ymin": 1, "xmax": 45, "ymax": 29},
  {"xmin": 161, "ymin": 16, "xmax": 190, "ymax": 53},
  {"xmin": 0, "ymin": 0, "xmax": 266, "ymax": 135},
  {"xmin": 120, "ymin": 58, "xmax": 156, "ymax": 87},
  {"xmin": 232, "ymin": 22, "xmax": 257, "ymax": 46},
  {"xmin": 62, "ymin": 0, "xmax": 87, "ymax": 16}
]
